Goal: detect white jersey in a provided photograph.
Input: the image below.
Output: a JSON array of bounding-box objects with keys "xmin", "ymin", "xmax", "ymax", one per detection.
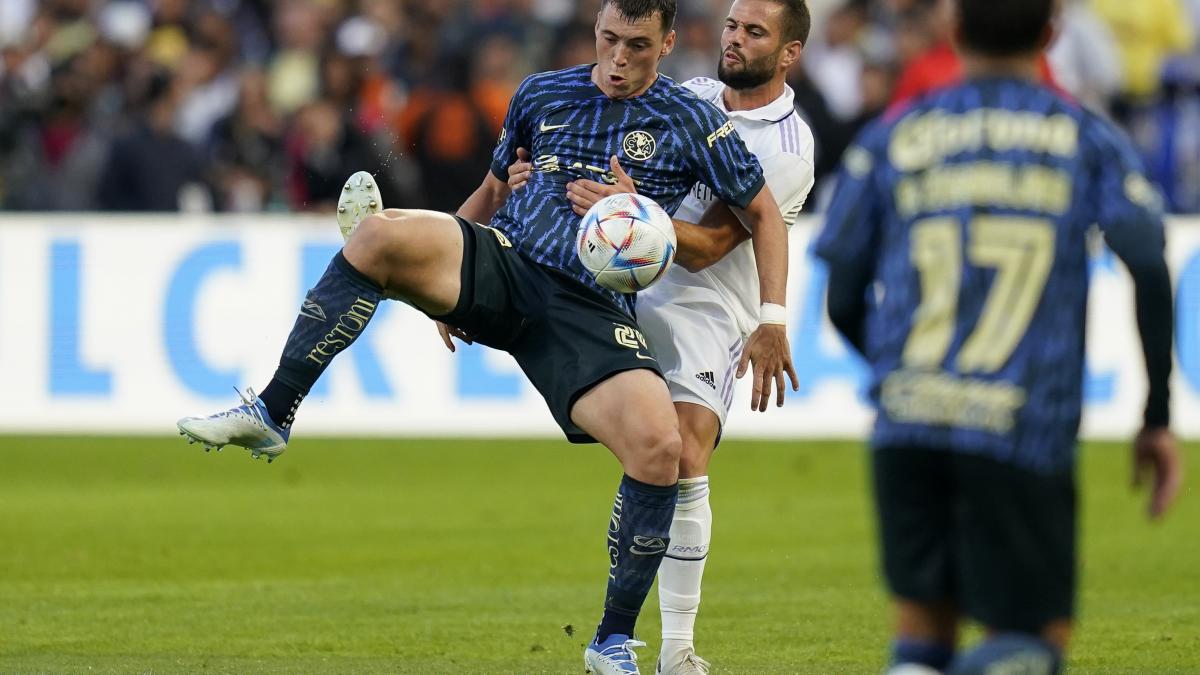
[{"xmin": 640, "ymin": 77, "xmax": 815, "ymax": 337}]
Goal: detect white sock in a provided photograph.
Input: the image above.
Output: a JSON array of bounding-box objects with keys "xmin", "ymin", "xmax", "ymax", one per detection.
[{"xmin": 659, "ymin": 476, "xmax": 711, "ymax": 664}]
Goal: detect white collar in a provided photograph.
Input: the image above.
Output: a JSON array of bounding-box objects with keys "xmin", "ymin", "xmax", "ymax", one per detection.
[{"xmin": 713, "ymin": 82, "xmax": 797, "ymax": 123}]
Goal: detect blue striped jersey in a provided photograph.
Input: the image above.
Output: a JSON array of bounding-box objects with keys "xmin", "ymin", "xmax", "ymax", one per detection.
[
  {"xmin": 814, "ymin": 77, "xmax": 1166, "ymax": 473},
  {"xmin": 489, "ymin": 64, "xmax": 766, "ymax": 309}
]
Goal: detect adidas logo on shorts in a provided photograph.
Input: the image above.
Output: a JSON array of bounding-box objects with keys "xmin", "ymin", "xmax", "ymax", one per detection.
[{"xmin": 695, "ymin": 371, "xmax": 716, "ymax": 389}]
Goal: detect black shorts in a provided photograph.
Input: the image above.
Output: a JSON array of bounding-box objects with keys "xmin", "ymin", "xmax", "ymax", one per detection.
[
  {"xmin": 871, "ymin": 445, "xmax": 1077, "ymax": 633},
  {"xmin": 433, "ymin": 217, "xmax": 663, "ymax": 443}
]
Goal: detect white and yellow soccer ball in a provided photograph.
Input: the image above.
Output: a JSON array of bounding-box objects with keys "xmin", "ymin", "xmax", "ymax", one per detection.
[{"xmin": 575, "ymin": 193, "xmax": 677, "ymax": 293}]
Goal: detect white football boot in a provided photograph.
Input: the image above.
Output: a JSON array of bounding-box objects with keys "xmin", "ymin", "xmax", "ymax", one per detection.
[
  {"xmin": 176, "ymin": 388, "xmax": 289, "ymax": 462},
  {"xmin": 656, "ymin": 651, "xmax": 711, "ymax": 675},
  {"xmin": 336, "ymin": 170, "xmax": 383, "ymax": 242}
]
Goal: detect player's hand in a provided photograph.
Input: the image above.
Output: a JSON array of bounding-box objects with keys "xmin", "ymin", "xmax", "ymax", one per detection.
[
  {"xmin": 566, "ymin": 155, "xmax": 637, "ymax": 216},
  {"xmin": 1132, "ymin": 426, "xmax": 1184, "ymax": 519},
  {"xmin": 436, "ymin": 321, "xmax": 473, "ymax": 352},
  {"xmin": 507, "ymin": 147, "xmax": 533, "ymax": 191},
  {"xmin": 736, "ymin": 323, "xmax": 799, "ymax": 412}
]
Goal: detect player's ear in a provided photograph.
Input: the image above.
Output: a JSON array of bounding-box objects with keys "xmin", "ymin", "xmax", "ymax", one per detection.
[
  {"xmin": 660, "ymin": 29, "xmax": 676, "ymax": 57},
  {"xmin": 780, "ymin": 39, "xmax": 803, "ymax": 70}
]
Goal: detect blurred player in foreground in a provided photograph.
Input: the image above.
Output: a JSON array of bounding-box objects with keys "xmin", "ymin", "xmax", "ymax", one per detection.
[
  {"xmin": 814, "ymin": 0, "xmax": 1184, "ymax": 672},
  {"xmin": 503, "ymin": 1, "xmax": 813, "ymax": 672},
  {"xmin": 178, "ymin": 1, "xmax": 797, "ymax": 673}
]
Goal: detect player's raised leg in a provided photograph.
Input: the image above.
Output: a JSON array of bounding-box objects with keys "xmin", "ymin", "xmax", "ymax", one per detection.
[
  {"xmin": 573, "ymin": 369, "xmax": 682, "ymax": 674},
  {"xmin": 177, "ymin": 207, "xmax": 466, "ymax": 459},
  {"xmin": 656, "ymin": 402, "xmax": 720, "ymax": 675}
]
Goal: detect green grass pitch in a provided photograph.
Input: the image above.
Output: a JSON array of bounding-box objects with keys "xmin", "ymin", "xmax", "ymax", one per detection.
[{"xmin": 0, "ymin": 436, "xmax": 1196, "ymax": 674}]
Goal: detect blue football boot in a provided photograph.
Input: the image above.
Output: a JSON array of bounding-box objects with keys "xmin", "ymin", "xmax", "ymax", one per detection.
[{"xmin": 585, "ymin": 634, "xmax": 647, "ymax": 674}]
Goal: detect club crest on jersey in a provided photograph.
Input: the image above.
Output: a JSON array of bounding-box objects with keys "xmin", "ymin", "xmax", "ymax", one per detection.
[{"xmin": 622, "ymin": 131, "xmax": 657, "ymax": 161}]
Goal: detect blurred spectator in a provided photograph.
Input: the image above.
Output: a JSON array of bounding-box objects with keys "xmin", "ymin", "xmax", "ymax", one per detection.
[
  {"xmin": 663, "ymin": 13, "xmax": 721, "ymax": 83},
  {"xmin": 266, "ymin": 0, "xmax": 325, "ymax": 115},
  {"xmin": 96, "ymin": 71, "xmax": 209, "ymax": 211},
  {"xmin": 805, "ymin": 1, "xmax": 869, "ymax": 120},
  {"xmin": 395, "ymin": 42, "xmax": 516, "ymax": 211},
  {"xmin": 1093, "ymin": 0, "xmax": 1194, "ymax": 101},
  {"xmin": 285, "ymin": 98, "xmax": 374, "ymax": 212},
  {"xmin": 174, "ymin": 11, "xmax": 240, "ymax": 145},
  {"xmin": 3, "ymin": 54, "xmax": 109, "ymax": 210},
  {"xmin": 1047, "ymin": 0, "xmax": 1123, "ymax": 109},
  {"xmin": 209, "ymin": 68, "xmax": 283, "ymax": 212}
]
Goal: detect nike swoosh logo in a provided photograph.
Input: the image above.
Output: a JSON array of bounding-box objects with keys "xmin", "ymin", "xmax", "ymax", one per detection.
[
  {"xmin": 540, "ymin": 121, "xmax": 569, "ymax": 132},
  {"xmin": 635, "ymin": 353, "xmax": 656, "ymax": 361}
]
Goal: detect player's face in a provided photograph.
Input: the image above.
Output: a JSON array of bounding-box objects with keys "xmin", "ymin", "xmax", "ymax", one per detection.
[
  {"xmin": 594, "ymin": 4, "xmax": 675, "ymax": 99},
  {"xmin": 718, "ymin": 0, "xmax": 797, "ymax": 90}
]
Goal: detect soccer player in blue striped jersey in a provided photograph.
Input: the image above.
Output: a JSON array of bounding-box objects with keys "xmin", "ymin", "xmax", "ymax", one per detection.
[
  {"xmin": 177, "ymin": 1, "xmax": 794, "ymax": 673},
  {"xmin": 814, "ymin": 0, "xmax": 1184, "ymax": 672}
]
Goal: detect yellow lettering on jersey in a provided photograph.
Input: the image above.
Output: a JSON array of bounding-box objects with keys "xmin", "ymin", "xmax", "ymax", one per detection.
[
  {"xmin": 706, "ymin": 120, "xmax": 736, "ymax": 147},
  {"xmin": 880, "ymin": 369, "xmax": 1027, "ymax": 435},
  {"xmin": 889, "ymin": 110, "xmax": 1079, "ymax": 172},
  {"xmin": 894, "ymin": 162, "xmax": 1072, "ymax": 218}
]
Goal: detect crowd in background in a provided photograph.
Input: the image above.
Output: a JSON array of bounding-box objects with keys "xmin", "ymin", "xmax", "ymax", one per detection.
[{"xmin": 1, "ymin": 0, "xmax": 1198, "ymax": 214}]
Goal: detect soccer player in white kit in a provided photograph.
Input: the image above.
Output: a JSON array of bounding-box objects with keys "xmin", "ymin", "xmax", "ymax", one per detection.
[{"xmin": 508, "ymin": 1, "xmax": 815, "ymax": 671}]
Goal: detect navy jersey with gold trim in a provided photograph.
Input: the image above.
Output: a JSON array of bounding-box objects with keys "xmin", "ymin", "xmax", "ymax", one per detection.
[
  {"xmin": 489, "ymin": 64, "xmax": 766, "ymax": 308},
  {"xmin": 814, "ymin": 77, "xmax": 1166, "ymax": 473}
]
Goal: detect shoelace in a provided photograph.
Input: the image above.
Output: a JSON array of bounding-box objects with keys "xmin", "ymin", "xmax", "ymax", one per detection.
[
  {"xmin": 678, "ymin": 653, "xmax": 710, "ymax": 674},
  {"xmin": 213, "ymin": 387, "xmax": 270, "ymax": 430},
  {"xmin": 600, "ymin": 638, "xmax": 647, "ymax": 667}
]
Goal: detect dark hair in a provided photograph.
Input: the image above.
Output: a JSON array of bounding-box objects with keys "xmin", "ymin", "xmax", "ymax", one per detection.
[
  {"xmin": 958, "ymin": 0, "xmax": 1053, "ymax": 56},
  {"xmin": 770, "ymin": 0, "xmax": 812, "ymax": 46},
  {"xmin": 600, "ymin": 0, "xmax": 678, "ymax": 34}
]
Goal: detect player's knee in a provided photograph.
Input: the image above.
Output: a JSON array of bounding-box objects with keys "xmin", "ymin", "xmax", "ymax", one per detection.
[
  {"xmin": 634, "ymin": 427, "xmax": 682, "ymax": 484},
  {"xmin": 677, "ymin": 440, "xmax": 712, "ymax": 478},
  {"xmin": 344, "ymin": 213, "xmax": 392, "ymax": 261}
]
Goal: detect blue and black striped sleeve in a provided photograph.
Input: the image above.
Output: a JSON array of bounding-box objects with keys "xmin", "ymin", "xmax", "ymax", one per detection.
[
  {"xmin": 490, "ymin": 75, "xmax": 537, "ymax": 181},
  {"xmin": 1087, "ymin": 114, "xmax": 1173, "ymax": 427},
  {"xmin": 678, "ymin": 99, "xmax": 764, "ymax": 209},
  {"xmin": 813, "ymin": 123, "xmax": 887, "ymax": 354}
]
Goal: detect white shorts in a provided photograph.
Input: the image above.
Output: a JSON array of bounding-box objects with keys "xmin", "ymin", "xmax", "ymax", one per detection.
[{"xmin": 637, "ymin": 292, "xmax": 745, "ymax": 427}]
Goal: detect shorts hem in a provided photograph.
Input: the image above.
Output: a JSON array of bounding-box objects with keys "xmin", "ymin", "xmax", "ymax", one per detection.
[{"xmin": 563, "ymin": 364, "xmax": 665, "ymax": 444}]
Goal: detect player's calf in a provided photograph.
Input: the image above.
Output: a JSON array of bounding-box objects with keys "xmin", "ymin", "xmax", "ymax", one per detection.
[
  {"xmin": 593, "ymin": 474, "xmax": 678, "ymax": 651},
  {"xmin": 342, "ymin": 210, "xmax": 465, "ymax": 315}
]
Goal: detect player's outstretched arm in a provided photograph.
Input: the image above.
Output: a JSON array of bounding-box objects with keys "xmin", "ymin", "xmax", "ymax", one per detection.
[
  {"xmin": 732, "ymin": 185, "xmax": 799, "ymax": 411},
  {"xmin": 457, "ymin": 172, "xmax": 511, "ymax": 225},
  {"xmin": 672, "ymin": 201, "xmax": 750, "ymax": 272}
]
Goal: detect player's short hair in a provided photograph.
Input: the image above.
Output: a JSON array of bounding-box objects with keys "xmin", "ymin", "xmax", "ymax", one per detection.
[
  {"xmin": 958, "ymin": 0, "xmax": 1053, "ymax": 56},
  {"xmin": 600, "ymin": 0, "xmax": 678, "ymax": 34},
  {"xmin": 767, "ymin": 0, "xmax": 811, "ymax": 46}
]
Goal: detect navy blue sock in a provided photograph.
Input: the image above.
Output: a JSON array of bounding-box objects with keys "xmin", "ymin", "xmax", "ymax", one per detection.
[
  {"xmin": 892, "ymin": 638, "xmax": 955, "ymax": 671},
  {"xmin": 259, "ymin": 251, "xmax": 383, "ymax": 427},
  {"xmin": 595, "ymin": 474, "xmax": 678, "ymax": 643},
  {"xmin": 948, "ymin": 634, "xmax": 1062, "ymax": 675}
]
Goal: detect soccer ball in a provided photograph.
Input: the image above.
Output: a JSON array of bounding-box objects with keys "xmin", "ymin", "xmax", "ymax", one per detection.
[{"xmin": 576, "ymin": 193, "xmax": 677, "ymax": 293}]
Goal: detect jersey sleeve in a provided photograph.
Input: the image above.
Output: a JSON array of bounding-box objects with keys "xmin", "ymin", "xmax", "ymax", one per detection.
[
  {"xmin": 813, "ymin": 123, "xmax": 886, "ymax": 266},
  {"xmin": 489, "ymin": 75, "xmax": 537, "ymax": 181},
  {"xmin": 679, "ymin": 100, "xmax": 765, "ymax": 210},
  {"xmin": 1087, "ymin": 114, "xmax": 1167, "ymax": 263},
  {"xmin": 759, "ymin": 149, "xmax": 815, "ymax": 230}
]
